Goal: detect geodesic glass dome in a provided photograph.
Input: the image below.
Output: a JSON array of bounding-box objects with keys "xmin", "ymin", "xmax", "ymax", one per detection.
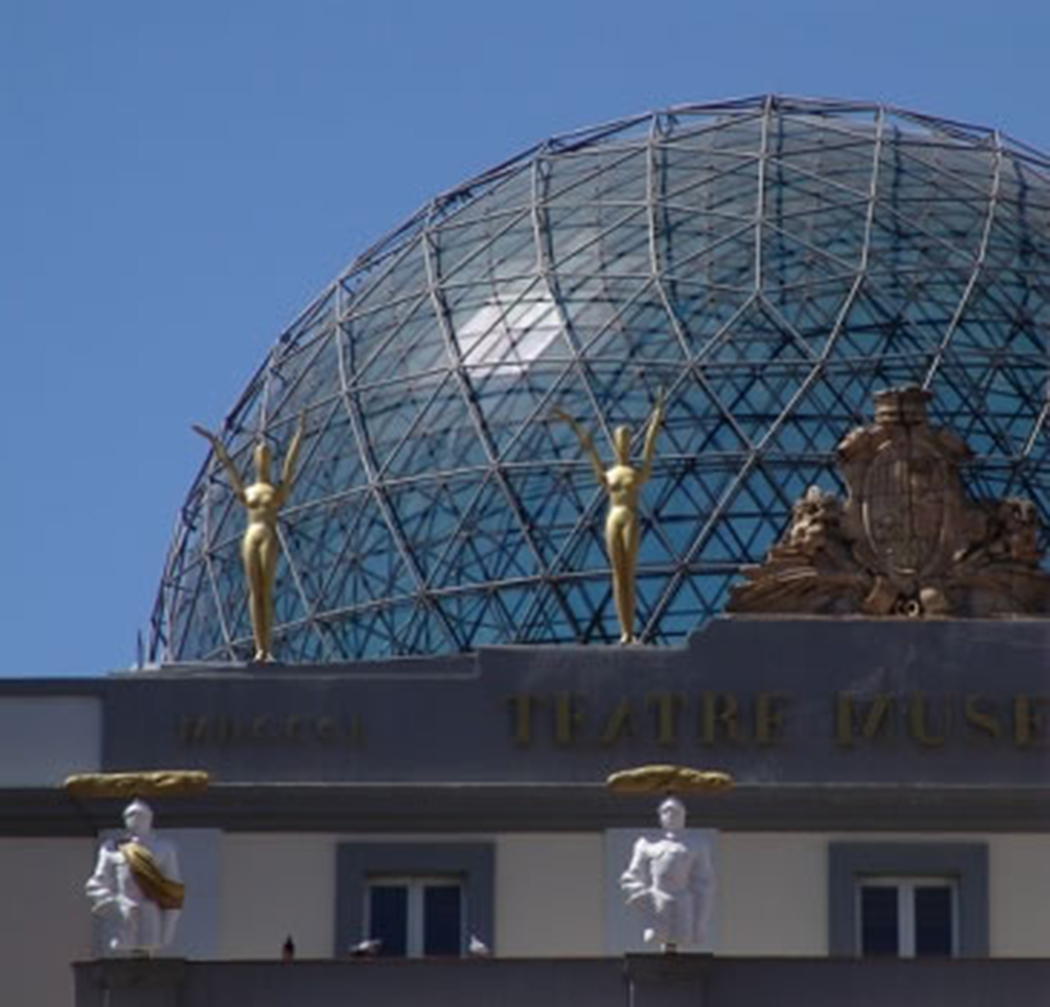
[{"xmin": 150, "ymin": 95, "xmax": 1050, "ymax": 664}]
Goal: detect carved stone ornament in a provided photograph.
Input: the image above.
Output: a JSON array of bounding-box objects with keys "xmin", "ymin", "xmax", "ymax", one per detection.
[{"xmin": 728, "ymin": 386, "xmax": 1050, "ymax": 618}]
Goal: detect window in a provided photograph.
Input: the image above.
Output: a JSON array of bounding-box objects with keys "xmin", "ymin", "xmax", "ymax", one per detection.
[
  {"xmin": 366, "ymin": 876, "xmax": 463, "ymax": 957},
  {"xmin": 829, "ymin": 843, "xmax": 988, "ymax": 958},
  {"xmin": 857, "ymin": 876, "xmax": 957, "ymax": 957},
  {"xmin": 335, "ymin": 843, "xmax": 494, "ymax": 959}
]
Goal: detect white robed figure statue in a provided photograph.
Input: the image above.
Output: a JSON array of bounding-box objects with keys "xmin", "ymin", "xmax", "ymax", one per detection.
[
  {"xmin": 620, "ymin": 795, "xmax": 715, "ymax": 951},
  {"xmin": 85, "ymin": 799, "xmax": 184, "ymax": 953}
]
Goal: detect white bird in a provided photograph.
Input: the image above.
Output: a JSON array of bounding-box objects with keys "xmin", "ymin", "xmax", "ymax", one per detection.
[
  {"xmin": 468, "ymin": 934, "xmax": 491, "ymax": 957},
  {"xmin": 349, "ymin": 938, "xmax": 382, "ymax": 957}
]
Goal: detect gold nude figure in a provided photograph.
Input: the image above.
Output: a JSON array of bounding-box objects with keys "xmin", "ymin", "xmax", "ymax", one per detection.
[
  {"xmin": 192, "ymin": 417, "xmax": 305, "ymax": 662},
  {"xmin": 553, "ymin": 391, "xmax": 664, "ymax": 644}
]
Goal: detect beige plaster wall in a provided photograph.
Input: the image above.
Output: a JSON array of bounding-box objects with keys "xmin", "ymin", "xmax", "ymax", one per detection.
[
  {"xmin": 622, "ymin": 830, "xmax": 1050, "ymax": 958},
  {"xmin": 496, "ymin": 834, "xmax": 605, "ymax": 957},
  {"xmin": 214, "ymin": 829, "xmax": 1050, "ymax": 961},
  {"xmin": 989, "ymin": 835, "xmax": 1050, "ymax": 956},
  {"xmin": 219, "ymin": 833, "xmax": 336, "ymax": 959},
  {"xmin": 0, "ymin": 838, "xmax": 94, "ymax": 1007},
  {"xmin": 718, "ymin": 832, "xmax": 828, "ymax": 955},
  {"xmin": 217, "ymin": 832, "xmax": 606, "ymax": 959}
]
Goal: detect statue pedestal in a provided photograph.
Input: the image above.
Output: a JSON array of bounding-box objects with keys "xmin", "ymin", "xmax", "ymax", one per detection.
[
  {"xmin": 74, "ymin": 958, "xmax": 186, "ymax": 1007},
  {"xmin": 624, "ymin": 953, "xmax": 710, "ymax": 1007}
]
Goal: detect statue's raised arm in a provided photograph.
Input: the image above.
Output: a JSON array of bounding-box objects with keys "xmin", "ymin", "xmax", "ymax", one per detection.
[
  {"xmin": 192, "ymin": 425, "xmax": 248, "ymax": 503},
  {"xmin": 551, "ymin": 407, "xmax": 606, "ymax": 484},
  {"xmin": 639, "ymin": 389, "xmax": 665, "ymax": 484},
  {"xmin": 276, "ymin": 413, "xmax": 306, "ymax": 508}
]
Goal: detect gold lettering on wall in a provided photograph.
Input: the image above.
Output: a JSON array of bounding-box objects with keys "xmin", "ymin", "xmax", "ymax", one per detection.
[
  {"xmin": 598, "ymin": 699, "xmax": 635, "ymax": 747},
  {"xmin": 836, "ymin": 693, "xmax": 895, "ymax": 747},
  {"xmin": 507, "ymin": 693, "xmax": 539, "ymax": 747},
  {"xmin": 173, "ymin": 690, "xmax": 1050, "ymax": 754},
  {"xmin": 178, "ymin": 716, "xmax": 209, "ymax": 745},
  {"xmin": 646, "ymin": 692, "xmax": 683, "ymax": 748},
  {"xmin": 1014, "ymin": 695, "xmax": 1050, "ymax": 747},
  {"xmin": 554, "ymin": 692, "xmax": 585, "ymax": 746},
  {"xmin": 964, "ymin": 695, "xmax": 1001, "ymax": 739},
  {"xmin": 700, "ymin": 693, "xmax": 742, "ymax": 745},
  {"xmin": 756, "ymin": 693, "xmax": 788, "ymax": 746},
  {"xmin": 177, "ymin": 713, "xmax": 365, "ymax": 747},
  {"xmin": 908, "ymin": 693, "xmax": 947, "ymax": 748}
]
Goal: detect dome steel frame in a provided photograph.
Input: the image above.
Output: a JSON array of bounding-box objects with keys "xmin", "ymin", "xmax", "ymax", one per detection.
[{"xmin": 150, "ymin": 95, "xmax": 1050, "ymax": 664}]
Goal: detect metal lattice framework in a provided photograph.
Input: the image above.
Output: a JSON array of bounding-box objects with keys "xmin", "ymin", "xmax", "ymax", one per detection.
[{"xmin": 150, "ymin": 95, "xmax": 1050, "ymax": 664}]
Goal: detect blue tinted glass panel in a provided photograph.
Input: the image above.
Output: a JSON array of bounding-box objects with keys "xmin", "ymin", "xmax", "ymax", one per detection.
[
  {"xmin": 369, "ymin": 885, "xmax": 408, "ymax": 957},
  {"xmin": 914, "ymin": 886, "xmax": 953, "ymax": 957},
  {"xmin": 860, "ymin": 886, "xmax": 898, "ymax": 956},
  {"xmin": 423, "ymin": 885, "xmax": 462, "ymax": 956}
]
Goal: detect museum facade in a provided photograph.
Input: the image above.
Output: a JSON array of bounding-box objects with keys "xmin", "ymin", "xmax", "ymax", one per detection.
[{"xmin": 3, "ymin": 96, "xmax": 1050, "ymax": 1006}]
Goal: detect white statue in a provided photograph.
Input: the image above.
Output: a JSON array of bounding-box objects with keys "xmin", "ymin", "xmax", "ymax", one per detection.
[
  {"xmin": 620, "ymin": 795, "xmax": 715, "ymax": 951},
  {"xmin": 85, "ymin": 799, "xmax": 183, "ymax": 954}
]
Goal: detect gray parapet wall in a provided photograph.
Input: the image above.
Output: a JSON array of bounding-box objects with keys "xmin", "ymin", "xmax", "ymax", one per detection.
[
  {"xmin": 74, "ymin": 956, "xmax": 1050, "ymax": 1007},
  {"xmin": 101, "ymin": 617, "xmax": 1050, "ymax": 787},
  {"xmin": 3, "ymin": 617, "xmax": 1050, "ymax": 835}
]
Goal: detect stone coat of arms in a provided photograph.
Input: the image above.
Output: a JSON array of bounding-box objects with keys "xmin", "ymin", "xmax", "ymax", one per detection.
[{"xmin": 728, "ymin": 387, "xmax": 1050, "ymax": 617}]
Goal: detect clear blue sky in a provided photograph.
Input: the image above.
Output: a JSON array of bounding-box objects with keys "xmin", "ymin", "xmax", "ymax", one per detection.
[{"xmin": 4, "ymin": 0, "xmax": 1049, "ymax": 676}]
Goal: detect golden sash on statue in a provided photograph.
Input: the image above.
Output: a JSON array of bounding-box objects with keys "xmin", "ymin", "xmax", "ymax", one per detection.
[{"xmin": 121, "ymin": 841, "xmax": 185, "ymax": 910}]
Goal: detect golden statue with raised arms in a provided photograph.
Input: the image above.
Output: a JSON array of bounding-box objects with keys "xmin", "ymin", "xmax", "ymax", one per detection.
[
  {"xmin": 552, "ymin": 390, "xmax": 664, "ymax": 644},
  {"xmin": 193, "ymin": 416, "xmax": 305, "ymax": 662}
]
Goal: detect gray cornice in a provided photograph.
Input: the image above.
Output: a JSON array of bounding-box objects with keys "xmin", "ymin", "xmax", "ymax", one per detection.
[{"xmin": 7, "ymin": 782, "xmax": 1050, "ymax": 837}]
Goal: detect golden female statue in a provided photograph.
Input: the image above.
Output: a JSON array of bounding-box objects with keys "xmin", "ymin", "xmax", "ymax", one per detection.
[
  {"xmin": 192, "ymin": 417, "xmax": 305, "ymax": 662},
  {"xmin": 553, "ymin": 391, "xmax": 664, "ymax": 644}
]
